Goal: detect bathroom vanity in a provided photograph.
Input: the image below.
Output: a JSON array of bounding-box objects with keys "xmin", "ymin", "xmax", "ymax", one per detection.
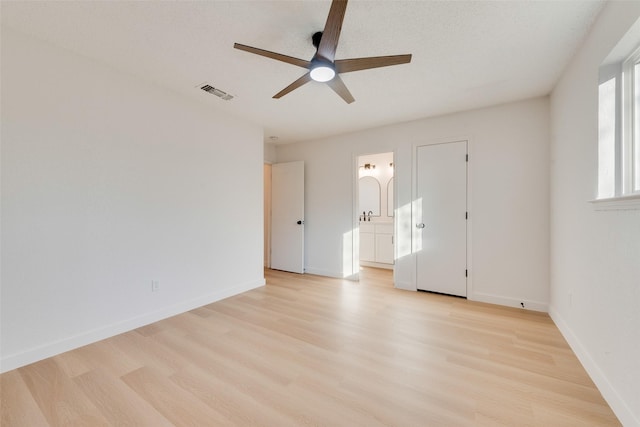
[{"xmin": 359, "ymin": 222, "xmax": 394, "ymax": 269}]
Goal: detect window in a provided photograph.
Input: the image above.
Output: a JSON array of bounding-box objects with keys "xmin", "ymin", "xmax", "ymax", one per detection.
[
  {"xmin": 596, "ymin": 31, "xmax": 640, "ymax": 206},
  {"xmin": 625, "ymin": 52, "xmax": 640, "ymax": 193},
  {"xmin": 598, "ymin": 75, "xmax": 616, "ymax": 198},
  {"xmin": 635, "ymin": 63, "xmax": 640, "ymax": 192}
]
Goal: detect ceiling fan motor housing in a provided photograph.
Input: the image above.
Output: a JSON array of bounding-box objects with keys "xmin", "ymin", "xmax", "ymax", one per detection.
[{"xmin": 309, "ymin": 57, "xmax": 336, "ymax": 82}]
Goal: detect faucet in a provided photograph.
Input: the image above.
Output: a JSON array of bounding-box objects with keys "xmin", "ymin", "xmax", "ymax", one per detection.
[{"xmin": 367, "ymin": 210, "xmax": 373, "ymax": 221}]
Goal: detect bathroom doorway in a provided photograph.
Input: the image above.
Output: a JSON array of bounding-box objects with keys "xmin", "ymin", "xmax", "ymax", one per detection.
[{"xmin": 357, "ymin": 152, "xmax": 395, "ymax": 281}]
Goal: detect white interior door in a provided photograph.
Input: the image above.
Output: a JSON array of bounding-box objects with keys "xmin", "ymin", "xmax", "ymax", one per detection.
[
  {"xmin": 271, "ymin": 161, "xmax": 305, "ymax": 273},
  {"xmin": 415, "ymin": 141, "xmax": 467, "ymax": 296}
]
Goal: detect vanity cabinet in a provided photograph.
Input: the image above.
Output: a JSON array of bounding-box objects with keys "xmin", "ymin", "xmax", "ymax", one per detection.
[
  {"xmin": 360, "ymin": 222, "xmax": 394, "ymax": 268},
  {"xmin": 375, "ymin": 229, "xmax": 394, "ymax": 264},
  {"xmin": 360, "ymin": 225, "xmax": 376, "ymax": 262}
]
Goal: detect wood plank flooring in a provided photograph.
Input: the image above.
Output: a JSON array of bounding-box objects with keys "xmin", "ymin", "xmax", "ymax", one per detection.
[{"xmin": 1, "ymin": 267, "xmax": 620, "ymax": 426}]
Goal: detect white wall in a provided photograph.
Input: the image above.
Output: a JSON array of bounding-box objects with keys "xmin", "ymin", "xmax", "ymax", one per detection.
[
  {"xmin": 549, "ymin": 2, "xmax": 640, "ymax": 425},
  {"xmin": 264, "ymin": 142, "xmax": 277, "ymax": 164},
  {"xmin": 277, "ymin": 97, "xmax": 550, "ymax": 310},
  {"xmin": 1, "ymin": 29, "xmax": 265, "ymax": 372}
]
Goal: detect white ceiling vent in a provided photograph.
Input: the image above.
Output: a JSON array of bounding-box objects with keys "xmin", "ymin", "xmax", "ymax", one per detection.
[{"xmin": 199, "ymin": 83, "xmax": 234, "ymax": 101}]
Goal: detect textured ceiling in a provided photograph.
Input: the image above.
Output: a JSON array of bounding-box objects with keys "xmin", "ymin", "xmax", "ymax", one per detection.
[{"xmin": 2, "ymin": 1, "xmax": 604, "ymax": 144}]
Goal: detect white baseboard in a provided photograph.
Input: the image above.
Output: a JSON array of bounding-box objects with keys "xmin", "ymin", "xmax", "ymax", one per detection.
[
  {"xmin": 1, "ymin": 278, "xmax": 265, "ymax": 373},
  {"xmin": 359, "ymin": 261, "xmax": 393, "ymax": 270},
  {"xmin": 549, "ymin": 305, "xmax": 639, "ymax": 427},
  {"xmin": 470, "ymin": 291, "xmax": 548, "ymax": 312},
  {"xmin": 303, "ymin": 267, "xmax": 345, "ymax": 278},
  {"xmin": 394, "ymin": 280, "xmax": 415, "ymax": 291}
]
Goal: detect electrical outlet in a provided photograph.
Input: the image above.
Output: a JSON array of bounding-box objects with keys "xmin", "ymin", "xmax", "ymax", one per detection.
[{"xmin": 151, "ymin": 280, "xmax": 159, "ymax": 292}]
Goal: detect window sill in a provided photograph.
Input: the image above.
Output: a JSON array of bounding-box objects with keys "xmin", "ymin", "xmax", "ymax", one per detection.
[{"xmin": 589, "ymin": 193, "xmax": 640, "ymax": 210}]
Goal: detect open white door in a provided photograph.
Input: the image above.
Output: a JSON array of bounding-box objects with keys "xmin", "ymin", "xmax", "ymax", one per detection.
[
  {"xmin": 415, "ymin": 141, "xmax": 467, "ymax": 297},
  {"xmin": 271, "ymin": 161, "xmax": 305, "ymax": 273}
]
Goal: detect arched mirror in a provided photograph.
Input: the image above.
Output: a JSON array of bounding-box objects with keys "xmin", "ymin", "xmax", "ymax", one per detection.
[
  {"xmin": 387, "ymin": 177, "xmax": 394, "ymax": 217},
  {"xmin": 359, "ymin": 176, "xmax": 381, "ymax": 217}
]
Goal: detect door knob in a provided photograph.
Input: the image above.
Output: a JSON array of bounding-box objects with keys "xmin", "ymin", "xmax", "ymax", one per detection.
[{"xmin": 416, "ymin": 223, "xmax": 425, "ymax": 229}]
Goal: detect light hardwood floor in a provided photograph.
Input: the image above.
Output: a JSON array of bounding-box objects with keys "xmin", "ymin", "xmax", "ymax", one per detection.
[{"xmin": 1, "ymin": 268, "xmax": 620, "ymax": 426}]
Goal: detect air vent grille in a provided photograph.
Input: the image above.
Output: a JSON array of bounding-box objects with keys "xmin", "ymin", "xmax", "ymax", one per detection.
[{"xmin": 200, "ymin": 84, "xmax": 234, "ymax": 101}]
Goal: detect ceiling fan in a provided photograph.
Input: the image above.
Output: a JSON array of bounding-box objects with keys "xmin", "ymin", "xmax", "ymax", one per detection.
[{"xmin": 233, "ymin": 0, "xmax": 412, "ymax": 104}]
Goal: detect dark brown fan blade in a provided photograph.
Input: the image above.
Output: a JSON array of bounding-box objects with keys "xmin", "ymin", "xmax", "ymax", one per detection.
[
  {"xmin": 335, "ymin": 54, "xmax": 412, "ymax": 73},
  {"xmin": 317, "ymin": 0, "xmax": 348, "ymax": 62},
  {"xmin": 273, "ymin": 73, "xmax": 313, "ymax": 99},
  {"xmin": 234, "ymin": 43, "xmax": 310, "ymax": 68},
  {"xmin": 326, "ymin": 74, "xmax": 355, "ymax": 104}
]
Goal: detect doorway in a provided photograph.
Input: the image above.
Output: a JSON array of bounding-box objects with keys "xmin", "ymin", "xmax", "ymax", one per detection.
[
  {"xmin": 263, "ymin": 163, "xmax": 271, "ymax": 268},
  {"xmin": 357, "ymin": 152, "xmax": 395, "ymax": 278}
]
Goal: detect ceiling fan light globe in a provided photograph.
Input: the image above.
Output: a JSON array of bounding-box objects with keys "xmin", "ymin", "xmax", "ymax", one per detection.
[{"xmin": 310, "ymin": 65, "xmax": 335, "ymax": 82}]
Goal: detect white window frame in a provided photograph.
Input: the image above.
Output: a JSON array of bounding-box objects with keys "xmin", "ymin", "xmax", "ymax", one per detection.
[
  {"xmin": 593, "ymin": 43, "xmax": 640, "ymax": 210},
  {"xmin": 621, "ymin": 45, "xmax": 640, "ymax": 196}
]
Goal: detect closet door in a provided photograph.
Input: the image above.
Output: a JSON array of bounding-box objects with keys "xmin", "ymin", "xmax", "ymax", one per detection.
[
  {"xmin": 271, "ymin": 161, "xmax": 305, "ymax": 273},
  {"xmin": 414, "ymin": 141, "xmax": 467, "ymax": 297}
]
